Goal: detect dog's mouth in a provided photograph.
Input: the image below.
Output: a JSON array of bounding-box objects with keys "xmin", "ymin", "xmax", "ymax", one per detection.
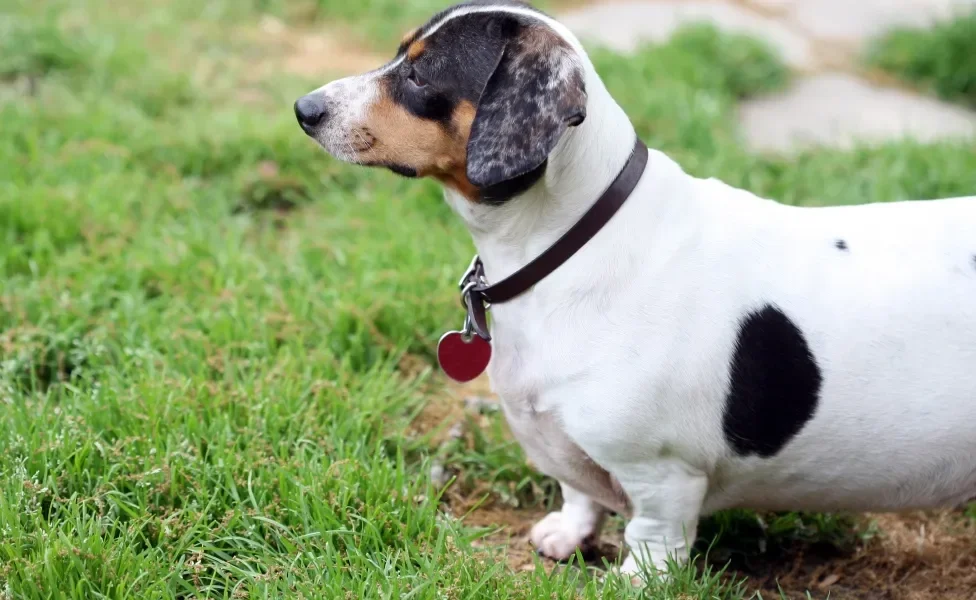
[
  {"xmin": 311, "ymin": 127, "xmax": 419, "ymax": 178},
  {"xmin": 306, "ymin": 126, "xmax": 377, "ymax": 165}
]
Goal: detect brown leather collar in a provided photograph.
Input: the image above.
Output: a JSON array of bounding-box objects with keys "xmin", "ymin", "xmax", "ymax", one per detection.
[{"xmin": 458, "ymin": 136, "xmax": 649, "ymax": 342}]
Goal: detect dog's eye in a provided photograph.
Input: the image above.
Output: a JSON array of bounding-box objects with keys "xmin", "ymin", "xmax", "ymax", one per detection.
[{"xmin": 407, "ymin": 68, "xmax": 427, "ymax": 88}]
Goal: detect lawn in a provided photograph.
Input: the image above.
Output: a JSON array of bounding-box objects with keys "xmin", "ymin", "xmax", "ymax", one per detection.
[
  {"xmin": 865, "ymin": 9, "xmax": 976, "ymax": 109},
  {"xmin": 1, "ymin": 1, "xmax": 975, "ymax": 598}
]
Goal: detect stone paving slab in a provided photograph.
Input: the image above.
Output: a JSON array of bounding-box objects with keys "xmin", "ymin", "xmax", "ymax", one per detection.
[
  {"xmin": 738, "ymin": 72, "xmax": 976, "ymax": 152},
  {"xmin": 753, "ymin": 0, "xmax": 976, "ymax": 41},
  {"xmin": 560, "ymin": 1, "xmax": 815, "ymax": 68},
  {"xmin": 559, "ymin": 0, "xmax": 976, "ymax": 153}
]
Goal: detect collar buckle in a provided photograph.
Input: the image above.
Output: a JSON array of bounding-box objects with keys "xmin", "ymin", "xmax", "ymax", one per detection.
[{"xmin": 457, "ymin": 255, "xmax": 492, "ymax": 342}]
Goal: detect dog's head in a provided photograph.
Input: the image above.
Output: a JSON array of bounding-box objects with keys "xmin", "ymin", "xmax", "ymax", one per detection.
[{"xmin": 294, "ymin": 1, "xmax": 588, "ymax": 204}]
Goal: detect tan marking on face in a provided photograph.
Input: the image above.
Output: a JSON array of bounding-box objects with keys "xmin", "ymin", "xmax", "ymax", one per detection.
[
  {"xmin": 359, "ymin": 89, "xmax": 479, "ymax": 200},
  {"xmin": 407, "ymin": 39, "xmax": 427, "ymax": 61},
  {"xmin": 401, "ymin": 28, "xmax": 419, "ymax": 46},
  {"xmin": 433, "ymin": 101, "xmax": 478, "ymax": 199}
]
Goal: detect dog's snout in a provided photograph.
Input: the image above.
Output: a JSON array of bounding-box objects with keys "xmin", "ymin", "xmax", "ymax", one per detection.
[{"xmin": 294, "ymin": 95, "xmax": 329, "ymax": 131}]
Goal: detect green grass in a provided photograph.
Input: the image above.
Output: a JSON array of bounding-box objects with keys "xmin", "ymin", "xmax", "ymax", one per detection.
[
  {"xmin": 1, "ymin": 1, "xmax": 975, "ymax": 598},
  {"xmin": 252, "ymin": 0, "xmax": 565, "ymax": 47},
  {"xmin": 865, "ymin": 10, "xmax": 976, "ymax": 108}
]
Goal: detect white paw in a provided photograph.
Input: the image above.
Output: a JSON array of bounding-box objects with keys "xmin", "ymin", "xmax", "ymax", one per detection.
[
  {"xmin": 529, "ymin": 511, "xmax": 598, "ymax": 561},
  {"xmin": 620, "ymin": 553, "xmax": 670, "ymax": 586}
]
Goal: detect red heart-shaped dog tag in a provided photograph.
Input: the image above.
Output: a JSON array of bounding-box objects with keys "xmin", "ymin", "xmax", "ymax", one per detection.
[{"xmin": 437, "ymin": 331, "xmax": 491, "ymax": 383}]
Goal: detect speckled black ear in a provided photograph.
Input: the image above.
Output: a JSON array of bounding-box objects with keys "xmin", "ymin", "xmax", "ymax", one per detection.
[{"xmin": 466, "ymin": 25, "xmax": 587, "ymax": 190}]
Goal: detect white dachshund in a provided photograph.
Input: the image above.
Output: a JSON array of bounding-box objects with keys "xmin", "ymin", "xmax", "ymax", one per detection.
[{"xmin": 294, "ymin": 0, "xmax": 976, "ymax": 579}]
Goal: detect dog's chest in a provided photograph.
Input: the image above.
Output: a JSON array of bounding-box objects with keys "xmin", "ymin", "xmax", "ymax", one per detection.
[
  {"xmin": 485, "ymin": 318, "xmax": 546, "ymax": 408},
  {"xmin": 485, "ymin": 319, "xmax": 634, "ymax": 512}
]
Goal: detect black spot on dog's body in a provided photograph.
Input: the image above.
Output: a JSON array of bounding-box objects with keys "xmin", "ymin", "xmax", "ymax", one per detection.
[
  {"xmin": 722, "ymin": 304, "xmax": 822, "ymax": 458},
  {"xmin": 835, "ymin": 239, "xmax": 848, "ymax": 251},
  {"xmin": 972, "ymin": 254, "xmax": 976, "ymax": 271}
]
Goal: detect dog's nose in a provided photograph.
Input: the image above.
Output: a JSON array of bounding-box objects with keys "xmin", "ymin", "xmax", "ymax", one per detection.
[{"xmin": 294, "ymin": 95, "xmax": 328, "ymax": 130}]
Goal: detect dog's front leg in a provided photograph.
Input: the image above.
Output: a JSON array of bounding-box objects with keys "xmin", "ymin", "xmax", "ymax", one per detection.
[
  {"xmin": 499, "ymin": 397, "xmax": 628, "ymax": 559},
  {"xmin": 530, "ymin": 482, "xmax": 607, "ymax": 560},
  {"xmin": 613, "ymin": 460, "xmax": 708, "ymax": 579}
]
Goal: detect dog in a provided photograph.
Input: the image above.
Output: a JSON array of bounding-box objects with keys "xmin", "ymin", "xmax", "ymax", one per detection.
[{"xmin": 294, "ymin": 0, "xmax": 976, "ymax": 580}]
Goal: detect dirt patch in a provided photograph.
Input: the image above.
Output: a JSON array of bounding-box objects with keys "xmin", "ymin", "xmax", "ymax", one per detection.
[
  {"xmin": 453, "ymin": 500, "xmax": 976, "ymax": 600},
  {"xmin": 463, "ymin": 503, "xmax": 627, "ymax": 576},
  {"xmin": 408, "ymin": 372, "xmax": 496, "ymax": 445},
  {"xmin": 465, "ymin": 505, "xmax": 554, "ymax": 572},
  {"xmin": 737, "ymin": 511, "xmax": 976, "ymax": 600},
  {"xmin": 197, "ymin": 14, "xmax": 387, "ymax": 106},
  {"xmin": 242, "ymin": 16, "xmax": 387, "ymax": 81},
  {"xmin": 279, "ymin": 32, "xmax": 386, "ymax": 79},
  {"xmin": 233, "ymin": 161, "xmax": 312, "ymax": 217}
]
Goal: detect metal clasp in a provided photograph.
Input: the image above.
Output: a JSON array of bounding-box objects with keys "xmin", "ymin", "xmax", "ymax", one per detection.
[
  {"xmin": 457, "ymin": 254, "xmax": 489, "ymax": 307},
  {"xmin": 455, "ymin": 254, "xmax": 491, "ymax": 342},
  {"xmin": 457, "ymin": 254, "xmax": 483, "ymax": 290}
]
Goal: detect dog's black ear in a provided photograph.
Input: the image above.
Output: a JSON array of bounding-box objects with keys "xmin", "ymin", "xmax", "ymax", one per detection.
[{"xmin": 466, "ymin": 23, "xmax": 587, "ymax": 190}]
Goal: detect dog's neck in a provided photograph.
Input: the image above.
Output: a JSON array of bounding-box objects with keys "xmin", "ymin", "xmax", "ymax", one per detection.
[{"xmin": 444, "ymin": 69, "xmax": 637, "ymax": 284}]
